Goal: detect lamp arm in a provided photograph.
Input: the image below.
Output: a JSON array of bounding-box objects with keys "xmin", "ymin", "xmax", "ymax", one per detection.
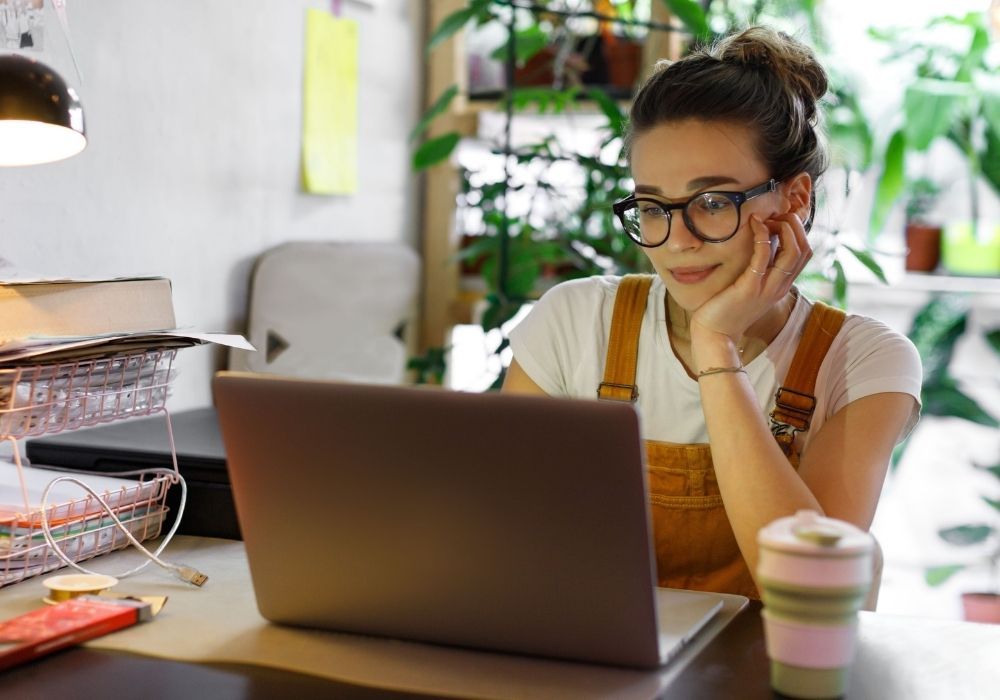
[{"xmin": 51, "ymin": 0, "xmax": 84, "ymax": 84}]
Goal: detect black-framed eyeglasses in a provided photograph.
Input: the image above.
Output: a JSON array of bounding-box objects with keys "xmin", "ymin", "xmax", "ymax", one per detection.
[{"xmin": 612, "ymin": 179, "xmax": 780, "ymax": 246}]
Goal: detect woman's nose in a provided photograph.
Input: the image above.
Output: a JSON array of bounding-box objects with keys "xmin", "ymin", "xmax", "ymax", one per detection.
[{"xmin": 665, "ymin": 215, "xmax": 702, "ymax": 252}]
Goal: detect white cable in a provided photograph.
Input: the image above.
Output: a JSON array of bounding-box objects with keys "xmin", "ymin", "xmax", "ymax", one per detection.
[{"xmin": 37, "ymin": 467, "xmax": 207, "ymax": 586}]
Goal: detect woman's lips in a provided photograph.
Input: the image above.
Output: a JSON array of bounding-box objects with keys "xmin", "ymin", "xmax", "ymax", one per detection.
[{"xmin": 669, "ymin": 265, "xmax": 719, "ymax": 284}]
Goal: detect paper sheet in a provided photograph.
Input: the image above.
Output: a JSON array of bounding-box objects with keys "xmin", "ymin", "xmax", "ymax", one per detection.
[
  {"xmin": 0, "ymin": 461, "xmax": 163, "ymax": 522},
  {"xmin": 301, "ymin": 8, "xmax": 359, "ymax": 195}
]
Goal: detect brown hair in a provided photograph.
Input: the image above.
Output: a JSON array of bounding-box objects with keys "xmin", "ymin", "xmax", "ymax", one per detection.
[{"xmin": 626, "ymin": 26, "xmax": 829, "ymax": 224}]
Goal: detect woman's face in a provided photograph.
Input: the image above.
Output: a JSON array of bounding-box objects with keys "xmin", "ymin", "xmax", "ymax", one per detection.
[{"xmin": 629, "ymin": 119, "xmax": 785, "ymax": 312}]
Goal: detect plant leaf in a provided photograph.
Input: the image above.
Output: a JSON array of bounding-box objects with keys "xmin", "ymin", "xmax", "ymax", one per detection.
[
  {"xmin": 586, "ymin": 88, "xmax": 627, "ymax": 139},
  {"xmin": 977, "ymin": 462, "xmax": 1000, "ymax": 481},
  {"xmin": 489, "ymin": 24, "xmax": 548, "ymax": 66},
  {"xmin": 984, "ymin": 497, "xmax": 1000, "ymax": 513},
  {"xmin": 903, "ymin": 79, "xmax": 974, "ymax": 152},
  {"xmin": 427, "ymin": 4, "xmax": 480, "ymax": 53},
  {"xmin": 843, "ymin": 245, "xmax": 888, "ymax": 284},
  {"xmin": 869, "ymin": 129, "xmax": 906, "ymax": 237},
  {"xmin": 831, "ymin": 259, "xmax": 847, "ymax": 308},
  {"xmin": 938, "ymin": 524, "xmax": 994, "ymax": 546},
  {"xmin": 412, "ymin": 132, "xmax": 460, "ymax": 170},
  {"xmin": 925, "ymin": 564, "xmax": 965, "ymax": 586},
  {"xmin": 662, "ymin": 0, "xmax": 711, "ymax": 42},
  {"xmin": 987, "ymin": 329, "xmax": 1000, "ymax": 357},
  {"xmin": 409, "ymin": 85, "xmax": 458, "ymax": 143},
  {"xmin": 907, "ymin": 295, "xmax": 968, "ymax": 384},
  {"xmin": 983, "ymin": 120, "xmax": 1000, "ymax": 200},
  {"xmin": 922, "ymin": 382, "xmax": 999, "ymax": 426}
]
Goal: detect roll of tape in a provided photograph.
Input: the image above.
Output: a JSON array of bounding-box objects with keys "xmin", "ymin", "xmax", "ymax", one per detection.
[{"xmin": 42, "ymin": 574, "xmax": 119, "ymax": 605}]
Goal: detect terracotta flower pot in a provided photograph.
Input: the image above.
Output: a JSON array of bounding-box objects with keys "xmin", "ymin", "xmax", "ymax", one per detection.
[
  {"xmin": 961, "ymin": 592, "xmax": 1000, "ymax": 624},
  {"xmin": 604, "ymin": 38, "xmax": 642, "ymax": 89},
  {"xmin": 905, "ymin": 222, "xmax": 942, "ymax": 272}
]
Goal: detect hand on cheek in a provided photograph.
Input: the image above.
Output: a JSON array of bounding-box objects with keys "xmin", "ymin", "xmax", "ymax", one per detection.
[{"xmin": 689, "ymin": 212, "xmax": 812, "ymax": 345}]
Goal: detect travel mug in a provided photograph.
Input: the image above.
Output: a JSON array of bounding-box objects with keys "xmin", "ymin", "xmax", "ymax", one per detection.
[{"xmin": 757, "ymin": 510, "xmax": 874, "ymax": 699}]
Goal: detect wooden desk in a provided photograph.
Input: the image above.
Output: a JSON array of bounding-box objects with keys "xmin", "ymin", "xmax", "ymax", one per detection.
[{"xmin": 1, "ymin": 537, "xmax": 998, "ymax": 699}]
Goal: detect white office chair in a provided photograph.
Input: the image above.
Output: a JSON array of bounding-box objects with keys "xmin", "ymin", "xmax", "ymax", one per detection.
[{"xmin": 229, "ymin": 241, "xmax": 420, "ymax": 384}]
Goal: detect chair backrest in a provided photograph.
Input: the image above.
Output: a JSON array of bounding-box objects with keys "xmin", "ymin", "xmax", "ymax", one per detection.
[{"xmin": 228, "ymin": 241, "xmax": 419, "ymax": 384}]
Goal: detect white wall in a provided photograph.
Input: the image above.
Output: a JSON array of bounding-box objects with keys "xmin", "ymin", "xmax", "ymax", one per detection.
[{"xmin": 0, "ymin": 0, "xmax": 424, "ymax": 410}]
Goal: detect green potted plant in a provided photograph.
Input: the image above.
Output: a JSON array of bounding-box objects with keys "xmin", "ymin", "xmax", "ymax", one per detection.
[
  {"xmin": 413, "ymin": 1, "xmax": 656, "ymax": 387},
  {"xmin": 900, "ymin": 293, "xmax": 1000, "ymax": 623},
  {"xmin": 925, "ymin": 467, "xmax": 1000, "ymax": 624},
  {"xmin": 902, "ymin": 177, "xmax": 943, "ymax": 272},
  {"xmin": 867, "ymin": 11, "xmax": 1000, "ymax": 275}
]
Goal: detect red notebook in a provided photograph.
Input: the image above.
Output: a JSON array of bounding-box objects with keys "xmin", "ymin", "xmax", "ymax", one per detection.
[{"xmin": 0, "ymin": 595, "xmax": 152, "ymax": 671}]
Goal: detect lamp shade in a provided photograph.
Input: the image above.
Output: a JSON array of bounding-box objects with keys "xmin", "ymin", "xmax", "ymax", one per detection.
[{"xmin": 0, "ymin": 53, "xmax": 86, "ymax": 166}]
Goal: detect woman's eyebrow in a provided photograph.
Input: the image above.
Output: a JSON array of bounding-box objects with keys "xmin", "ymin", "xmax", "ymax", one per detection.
[{"xmin": 634, "ymin": 175, "xmax": 742, "ymax": 198}]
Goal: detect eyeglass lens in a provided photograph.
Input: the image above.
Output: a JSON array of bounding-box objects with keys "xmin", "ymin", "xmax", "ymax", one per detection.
[{"xmin": 622, "ymin": 193, "xmax": 741, "ymax": 245}]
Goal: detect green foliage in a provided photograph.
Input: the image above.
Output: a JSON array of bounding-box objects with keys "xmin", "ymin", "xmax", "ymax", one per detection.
[
  {"xmin": 489, "ymin": 24, "xmax": 549, "ymax": 65},
  {"xmin": 412, "ymin": 132, "xmax": 461, "ymax": 170},
  {"xmin": 407, "ymin": 346, "xmax": 449, "ymax": 385},
  {"xmin": 908, "ymin": 296, "xmax": 1000, "ymax": 591},
  {"xmin": 662, "ymin": 0, "xmax": 711, "ymax": 42},
  {"xmin": 842, "ymin": 245, "xmax": 889, "ymax": 285},
  {"xmin": 925, "ymin": 564, "xmax": 965, "ymax": 586},
  {"xmin": 868, "ymin": 11, "xmax": 1000, "ymax": 237},
  {"xmin": 869, "ymin": 129, "xmax": 906, "ymax": 235},
  {"xmin": 939, "ymin": 524, "xmax": 994, "ymax": 546},
  {"xmin": 410, "ymin": 85, "xmax": 459, "ymax": 143},
  {"xmin": 903, "ymin": 177, "xmax": 941, "ymax": 223},
  {"xmin": 427, "ymin": 0, "xmax": 494, "ymax": 53}
]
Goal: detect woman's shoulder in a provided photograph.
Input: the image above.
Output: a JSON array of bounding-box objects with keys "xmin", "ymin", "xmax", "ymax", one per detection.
[
  {"xmin": 536, "ymin": 274, "xmax": 633, "ymax": 310},
  {"xmin": 841, "ymin": 310, "xmax": 918, "ymax": 357},
  {"xmin": 796, "ymin": 294, "xmax": 914, "ymax": 349},
  {"xmin": 805, "ymin": 298, "xmax": 922, "ymax": 380}
]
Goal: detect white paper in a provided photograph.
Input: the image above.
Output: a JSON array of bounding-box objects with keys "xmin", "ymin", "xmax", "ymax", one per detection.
[
  {"xmin": 0, "ymin": 329, "xmax": 255, "ymax": 363},
  {"xmin": 0, "ymin": 461, "xmax": 163, "ymax": 515},
  {"xmin": 0, "ymin": 257, "xmax": 166, "ymax": 285}
]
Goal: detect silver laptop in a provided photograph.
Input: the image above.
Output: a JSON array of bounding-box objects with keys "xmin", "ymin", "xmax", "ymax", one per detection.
[{"xmin": 212, "ymin": 371, "xmax": 728, "ymax": 669}]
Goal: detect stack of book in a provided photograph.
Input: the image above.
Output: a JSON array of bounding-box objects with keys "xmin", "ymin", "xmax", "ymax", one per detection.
[
  {"xmin": 0, "ymin": 274, "xmax": 249, "ymax": 365},
  {"xmin": 0, "ymin": 268, "xmax": 253, "ymax": 586}
]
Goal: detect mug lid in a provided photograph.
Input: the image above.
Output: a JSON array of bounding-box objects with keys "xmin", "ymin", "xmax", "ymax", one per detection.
[{"xmin": 757, "ymin": 509, "xmax": 873, "ymax": 555}]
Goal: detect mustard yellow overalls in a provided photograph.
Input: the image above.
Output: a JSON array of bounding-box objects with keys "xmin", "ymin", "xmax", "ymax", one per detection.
[{"xmin": 597, "ymin": 275, "xmax": 845, "ymax": 599}]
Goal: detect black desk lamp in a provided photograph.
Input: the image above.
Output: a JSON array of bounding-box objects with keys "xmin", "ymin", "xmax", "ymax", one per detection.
[{"xmin": 0, "ymin": 53, "xmax": 86, "ymax": 166}]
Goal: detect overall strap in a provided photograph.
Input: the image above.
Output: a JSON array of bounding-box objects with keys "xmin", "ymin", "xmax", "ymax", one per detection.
[
  {"xmin": 770, "ymin": 301, "xmax": 847, "ymax": 434},
  {"xmin": 598, "ymin": 274, "xmax": 654, "ymax": 402}
]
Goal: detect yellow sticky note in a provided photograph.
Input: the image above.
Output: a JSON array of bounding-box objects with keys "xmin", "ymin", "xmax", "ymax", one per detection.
[{"xmin": 302, "ymin": 9, "xmax": 358, "ymax": 195}]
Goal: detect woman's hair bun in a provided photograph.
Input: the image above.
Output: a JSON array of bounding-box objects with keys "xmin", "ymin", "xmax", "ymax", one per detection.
[{"xmin": 716, "ymin": 26, "xmax": 828, "ymax": 107}]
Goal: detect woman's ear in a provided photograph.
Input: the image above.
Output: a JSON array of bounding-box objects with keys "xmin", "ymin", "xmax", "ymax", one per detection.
[{"xmin": 782, "ymin": 173, "xmax": 812, "ymax": 221}]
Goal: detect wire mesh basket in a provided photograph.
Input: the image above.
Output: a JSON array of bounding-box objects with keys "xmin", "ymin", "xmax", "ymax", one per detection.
[
  {"xmin": 1, "ymin": 349, "xmax": 179, "ymax": 587},
  {"xmin": 0, "ymin": 349, "xmax": 177, "ymax": 439}
]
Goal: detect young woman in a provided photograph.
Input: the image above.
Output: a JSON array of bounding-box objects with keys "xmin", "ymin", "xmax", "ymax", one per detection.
[{"xmin": 502, "ymin": 26, "xmax": 922, "ymax": 598}]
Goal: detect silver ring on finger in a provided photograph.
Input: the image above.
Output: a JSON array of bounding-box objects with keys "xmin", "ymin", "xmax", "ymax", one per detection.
[
  {"xmin": 773, "ymin": 266, "xmax": 794, "ymax": 276},
  {"xmin": 750, "ymin": 267, "xmax": 766, "ymax": 277}
]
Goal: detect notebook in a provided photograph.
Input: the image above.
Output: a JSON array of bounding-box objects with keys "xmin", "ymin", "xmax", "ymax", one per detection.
[{"xmin": 212, "ymin": 371, "xmax": 736, "ymax": 669}]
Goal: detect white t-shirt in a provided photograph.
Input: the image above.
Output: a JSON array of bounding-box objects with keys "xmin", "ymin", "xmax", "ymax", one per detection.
[{"xmin": 509, "ymin": 275, "xmax": 922, "ymax": 454}]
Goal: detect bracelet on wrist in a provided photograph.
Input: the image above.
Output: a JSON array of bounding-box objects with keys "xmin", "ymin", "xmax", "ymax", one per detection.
[{"xmin": 696, "ymin": 365, "xmax": 746, "ymax": 379}]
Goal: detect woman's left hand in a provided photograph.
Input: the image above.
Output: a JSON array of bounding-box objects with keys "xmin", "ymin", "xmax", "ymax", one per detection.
[{"xmin": 689, "ymin": 211, "xmax": 811, "ymax": 344}]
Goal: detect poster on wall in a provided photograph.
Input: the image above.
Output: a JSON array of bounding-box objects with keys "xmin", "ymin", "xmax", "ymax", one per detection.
[{"xmin": 0, "ymin": 0, "xmax": 44, "ymax": 50}]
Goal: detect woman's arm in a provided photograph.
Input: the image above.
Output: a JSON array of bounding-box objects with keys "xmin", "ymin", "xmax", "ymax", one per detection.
[
  {"xmin": 695, "ymin": 339, "xmax": 915, "ymax": 582},
  {"xmin": 690, "ymin": 208, "xmax": 918, "ymax": 584},
  {"xmin": 502, "ymin": 359, "xmax": 549, "ymax": 396}
]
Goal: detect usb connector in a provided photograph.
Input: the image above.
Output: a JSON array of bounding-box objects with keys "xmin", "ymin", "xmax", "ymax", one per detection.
[{"xmin": 174, "ymin": 565, "xmax": 208, "ymax": 587}]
